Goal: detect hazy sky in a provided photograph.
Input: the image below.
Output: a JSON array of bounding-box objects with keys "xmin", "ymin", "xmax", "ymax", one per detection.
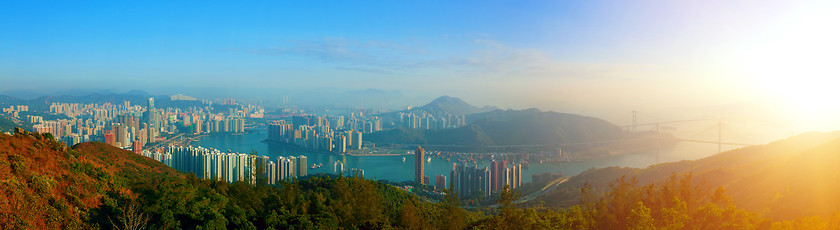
[{"xmin": 2, "ymin": 0, "xmax": 839, "ymax": 133}]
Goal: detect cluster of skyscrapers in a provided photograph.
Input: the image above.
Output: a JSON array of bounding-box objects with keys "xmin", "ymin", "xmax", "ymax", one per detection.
[
  {"xmin": 15, "ymin": 97, "xmax": 262, "ymax": 150},
  {"xmin": 266, "ymin": 114, "xmax": 374, "ymax": 153},
  {"xmin": 414, "ymin": 146, "xmax": 521, "ymax": 198},
  {"xmin": 446, "ymin": 161, "xmax": 521, "ymax": 198},
  {"xmin": 399, "ymin": 111, "xmax": 466, "ymax": 130},
  {"xmin": 142, "ymin": 146, "xmax": 308, "ymax": 184}
]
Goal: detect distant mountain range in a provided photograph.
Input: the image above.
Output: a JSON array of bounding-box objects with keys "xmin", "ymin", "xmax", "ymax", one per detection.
[
  {"xmin": 530, "ymin": 131, "xmax": 840, "ymax": 220},
  {"xmin": 369, "ymin": 98, "xmax": 634, "ymax": 151}
]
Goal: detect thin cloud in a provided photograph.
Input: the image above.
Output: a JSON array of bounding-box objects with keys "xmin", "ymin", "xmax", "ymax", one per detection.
[{"xmin": 241, "ymin": 38, "xmax": 624, "ymax": 80}]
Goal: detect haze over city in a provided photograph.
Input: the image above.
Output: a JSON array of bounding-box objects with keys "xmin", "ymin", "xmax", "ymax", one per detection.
[
  {"xmin": 3, "ymin": 0, "xmax": 839, "ymax": 137},
  {"xmin": 5, "ymin": 1, "xmax": 840, "ymax": 229}
]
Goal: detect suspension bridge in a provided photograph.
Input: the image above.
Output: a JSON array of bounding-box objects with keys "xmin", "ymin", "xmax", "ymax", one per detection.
[{"xmin": 620, "ymin": 110, "xmax": 755, "ymax": 153}]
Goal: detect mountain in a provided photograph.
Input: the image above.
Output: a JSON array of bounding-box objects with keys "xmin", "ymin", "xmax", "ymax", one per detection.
[
  {"xmin": 531, "ymin": 131, "xmax": 840, "ymax": 220},
  {"xmin": 412, "ymin": 95, "xmax": 497, "ymax": 115},
  {"xmin": 466, "ymin": 108, "xmax": 624, "ymax": 145},
  {"xmin": 368, "ymin": 108, "xmax": 640, "ymax": 152},
  {"xmin": 0, "ymin": 89, "xmax": 48, "ymax": 100},
  {"xmin": 125, "ymin": 90, "xmax": 151, "ymax": 97},
  {"xmin": 0, "ymin": 95, "xmax": 25, "ymax": 107}
]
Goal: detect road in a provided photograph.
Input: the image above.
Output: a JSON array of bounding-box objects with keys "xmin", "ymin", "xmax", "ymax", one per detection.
[{"xmin": 516, "ymin": 177, "xmax": 568, "ymax": 204}]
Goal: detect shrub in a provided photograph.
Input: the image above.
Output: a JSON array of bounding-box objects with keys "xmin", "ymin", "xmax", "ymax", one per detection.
[
  {"xmin": 9, "ymin": 154, "xmax": 27, "ymax": 174},
  {"xmin": 28, "ymin": 175, "xmax": 56, "ymax": 195}
]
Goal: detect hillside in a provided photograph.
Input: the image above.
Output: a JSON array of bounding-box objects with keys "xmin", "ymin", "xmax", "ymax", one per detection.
[
  {"xmin": 531, "ymin": 131, "xmax": 840, "ymax": 220},
  {"xmin": 0, "ymin": 129, "xmax": 467, "ymax": 229},
  {"xmin": 0, "ymin": 129, "xmax": 181, "ymax": 228},
  {"xmin": 369, "ymin": 108, "xmax": 638, "ymax": 152},
  {"xmin": 0, "ymin": 116, "xmax": 15, "ymax": 133},
  {"xmin": 0, "ymin": 95, "xmax": 26, "ymax": 108},
  {"xmin": 3, "ymin": 128, "xmax": 840, "ymax": 229}
]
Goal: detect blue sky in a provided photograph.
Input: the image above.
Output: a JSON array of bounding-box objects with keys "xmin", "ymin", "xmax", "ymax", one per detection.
[
  {"xmin": 2, "ymin": 0, "xmax": 839, "ymax": 132},
  {"xmin": 0, "ymin": 1, "xmax": 660, "ymax": 90}
]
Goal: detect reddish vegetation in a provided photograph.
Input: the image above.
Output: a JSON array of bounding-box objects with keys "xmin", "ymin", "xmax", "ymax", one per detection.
[
  {"xmin": 0, "ymin": 131, "xmax": 179, "ymax": 229},
  {"xmin": 72, "ymin": 142, "xmax": 181, "ymax": 177}
]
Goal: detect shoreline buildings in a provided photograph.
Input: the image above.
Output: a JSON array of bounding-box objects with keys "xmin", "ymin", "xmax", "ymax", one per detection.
[
  {"xmin": 266, "ymin": 115, "xmax": 374, "ymax": 154},
  {"xmin": 449, "ymin": 161, "xmax": 521, "ymax": 198},
  {"xmin": 142, "ymin": 146, "xmax": 308, "ymax": 184}
]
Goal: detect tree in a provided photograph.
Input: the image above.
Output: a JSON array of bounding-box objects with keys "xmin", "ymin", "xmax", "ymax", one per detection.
[
  {"xmin": 627, "ymin": 201, "xmax": 655, "ymax": 230},
  {"xmin": 400, "ymin": 199, "xmax": 427, "ymax": 230},
  {"xmin": 108, "ymin": 196, "xmax": 149, "ymax": 230},
  {"xmin": 438, "ymin": 181, "xmax": 467, "ymax": 230}
]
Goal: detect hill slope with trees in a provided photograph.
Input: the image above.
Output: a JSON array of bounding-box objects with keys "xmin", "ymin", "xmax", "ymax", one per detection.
[
  {"xmin": 369, "ymin": 108, "xmax": 644, "ymax": 152},
  {"xmin": 0, "ymin": 129, "xmax": 473, "ymax": 229},
  {"xmin": 3, "ymin": 128, "xmax": 840, "ymax": 229},
  {"xmin": 531, "ymin": 131, "xmax": 840, "ymax": 220}
]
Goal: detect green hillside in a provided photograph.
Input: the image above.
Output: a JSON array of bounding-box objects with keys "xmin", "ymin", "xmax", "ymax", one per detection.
[
  {"xmin": 0, "ymin": 116, "xmax": 15, "ymax": 133},
  {"xmin": 369, "ymin": 108, "xmax": 631, "ymax": 151}
]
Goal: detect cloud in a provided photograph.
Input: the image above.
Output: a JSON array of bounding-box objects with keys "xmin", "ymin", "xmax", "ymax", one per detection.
[
  {"xmin": 241, "ymin": 37, "xmax": 627, "ymax": 81},
  {"xmin": 243, "ymin": 38, "xmax": 425, "ymax": 72}
]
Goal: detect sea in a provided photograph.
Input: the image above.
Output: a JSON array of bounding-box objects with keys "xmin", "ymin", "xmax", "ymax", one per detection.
[{"xmin": 193, "ymin": 128, "xmax": 738, "ymax": 187}]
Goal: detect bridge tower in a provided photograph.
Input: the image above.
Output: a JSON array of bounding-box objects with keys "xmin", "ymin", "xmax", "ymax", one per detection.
[{"xmin": 718, "ymin": 120, "xmax": 722, "ymax": 153}]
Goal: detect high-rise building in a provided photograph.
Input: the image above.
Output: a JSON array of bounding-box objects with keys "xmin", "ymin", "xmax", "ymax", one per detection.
[
  {"xmin": 267, "ymin": 120, "xmax": 286, "ymax": 143},
  {"xmin": 104, "ymin": 130, "xmax": 116, "ymax": 147},
  {"xmin": 355, "ymin": 131, "xmax": 363, "ymax": 149},
  {"xmin": 491, "ymin": 160, "xmax": 507, "ymax": 192},
  {"xmin": 449, "ymin": 163, "xmax": 491, "ymax": 198},
  {"xmin": 146, "ymin": 97, "xmax": 157, "ymax": 142},
  {"xmin": 296, "ymin": 155, "xmax": 307, "ymax": 178},
  {"xmin": 415, "ymin": 146, "xmax": 425, "ymax": 185},
  {"xmin": 435, "ymin": 175, "xmax": 447, "ymax": 191},
  {"xmin": 132, "ymin": 140, "xmax": 142, "ymax": 154}
]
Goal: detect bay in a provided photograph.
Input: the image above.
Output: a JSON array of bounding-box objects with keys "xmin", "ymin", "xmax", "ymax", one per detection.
[{"xmin": 193, "ymin": 128, "xmax": 736, "ymax": 187}]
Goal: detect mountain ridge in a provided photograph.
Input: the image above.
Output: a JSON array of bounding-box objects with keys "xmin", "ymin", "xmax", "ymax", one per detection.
[{"xmin": 411, "ymin": 95, "xmax": 498, "ymax": 115}]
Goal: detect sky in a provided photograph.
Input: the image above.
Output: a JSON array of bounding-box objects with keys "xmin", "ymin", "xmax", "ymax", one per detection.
[{"xmin": 1, "ymin": 0, "xmax": 839, "ymax": 135}]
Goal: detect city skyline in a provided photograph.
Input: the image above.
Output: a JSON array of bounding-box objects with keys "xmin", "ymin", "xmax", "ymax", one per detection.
[
  {"xmin": 4, "ymin": 2, "xmax": 840, "ymax": 228},
  {"xmin": 3, "ymin": 1, "xmax": 839, "ymax": 135}
]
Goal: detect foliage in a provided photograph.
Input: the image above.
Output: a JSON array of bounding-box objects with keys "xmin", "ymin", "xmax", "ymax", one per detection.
[{"xmin": 4, "ymin": 130, "xmax": 840, "ymax": 229}]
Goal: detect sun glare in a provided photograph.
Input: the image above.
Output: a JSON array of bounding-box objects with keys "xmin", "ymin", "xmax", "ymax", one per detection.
[{"xmin": 734, "ymin": 1, "xmax": 840, "ymax": 131}]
